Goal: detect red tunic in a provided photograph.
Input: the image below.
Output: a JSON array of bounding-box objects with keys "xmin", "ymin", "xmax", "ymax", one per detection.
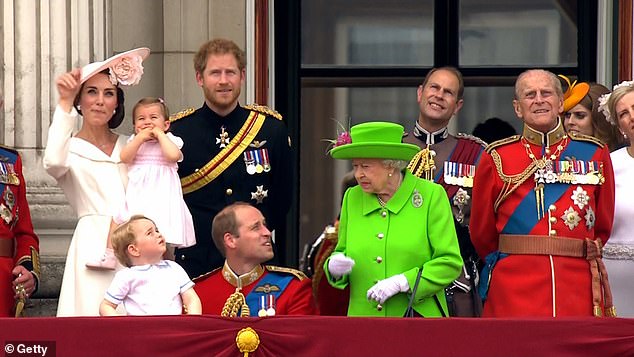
[
  {"xmin": 0, "ymin": 148, "xmax": 39, "ymax": 317},
  {"xmin": 310, "ymin": 225, "xmax": 349, "ymax": 316},
  {"xmin": 470, "ymin": 124, "xmax": 615, "ymax": 317},
  {"xmin": 194, "ymin": 263, "xmax": 317, "ymax": 316}
]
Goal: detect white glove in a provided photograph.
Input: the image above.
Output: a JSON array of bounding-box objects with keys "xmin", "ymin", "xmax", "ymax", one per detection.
[
  {"xmin": 327, "ymin": 253, "xmax": 355, "ymax": 279},
  {"xmin": 367, "ymin": 274, "xmax": 410, "ymax": 304}
]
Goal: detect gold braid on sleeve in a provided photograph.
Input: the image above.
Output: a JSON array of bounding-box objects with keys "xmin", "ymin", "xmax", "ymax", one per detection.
[
  {"xmin": 221, "ymin": 289, "xmax": 251, "ymax": 317},
  {"xmin": 491, "ymin": 150, "xmax": 538, "ymax": 212}
]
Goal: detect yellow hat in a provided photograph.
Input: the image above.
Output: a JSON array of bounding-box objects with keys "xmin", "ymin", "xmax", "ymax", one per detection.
[{"xmin": 559, "ymin": 74, "xmax": 590, "ymax": 112}]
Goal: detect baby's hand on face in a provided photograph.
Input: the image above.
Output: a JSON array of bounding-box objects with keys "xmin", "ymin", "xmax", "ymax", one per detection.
[
  {"xmin": 137, "ymin": 127, "xmax": 155, "ymax": 141},
  {"xmin": 150, "ymin": 126, "xmax": 166, "ymax": 139}
]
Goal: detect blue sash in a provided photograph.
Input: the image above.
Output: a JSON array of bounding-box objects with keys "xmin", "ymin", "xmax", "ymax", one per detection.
[
  {"xmin": 478, "ymin": 251, "xmax": 508, "ymax": 301},
  {"xmin": 245, "ymin": 272, "xmax": 293, "ymax": 316},
  {"xmin": 502, "ymin": 140, "xmax": 598, "ymax": 234}
]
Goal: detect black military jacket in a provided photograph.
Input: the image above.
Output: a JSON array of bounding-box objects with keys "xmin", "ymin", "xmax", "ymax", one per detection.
[{"xmin": 170, "ymin": 103, "xmax": 292, "ymax": 278}]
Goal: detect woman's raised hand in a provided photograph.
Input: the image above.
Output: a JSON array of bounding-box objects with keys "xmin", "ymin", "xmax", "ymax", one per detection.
[{"xmin": 56, "ymin": 69, "xmax": 82, "ymax": 113}]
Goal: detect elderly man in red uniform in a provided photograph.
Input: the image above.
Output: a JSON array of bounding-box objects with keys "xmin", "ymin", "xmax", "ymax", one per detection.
[
  {"xmin": 1, "ymin": 93, "xmax": 40, "ymax": 317},
  {"xmin": 194, "ymin": 202, "xmax": 316, "ymax": 316},
  {"xmin": 470, "ymin": 69, "xmax": 616, "ymax": 317}
]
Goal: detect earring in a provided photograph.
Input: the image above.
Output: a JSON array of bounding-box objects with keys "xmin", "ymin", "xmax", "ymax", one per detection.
[
  {"xmin": 388, "ymin": 173, "xmax": 393, "ymax": 178},
  {"xmin": 113, "ymin": 109, "xmax": 116, "ymax": 115},
  {"xmin": 77, "ymin": 105, "xmax": 81, "ymax": 111}
]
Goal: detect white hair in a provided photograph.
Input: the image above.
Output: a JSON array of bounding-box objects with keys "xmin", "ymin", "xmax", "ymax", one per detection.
[{"xmin": 382, "ymin": 159, "xmax": 408, "ymax": 171}]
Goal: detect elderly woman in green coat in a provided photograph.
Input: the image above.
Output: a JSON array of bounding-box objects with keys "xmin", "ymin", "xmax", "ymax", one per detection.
[{"xmin": 324, "ymin": 122, "xmax": 462, "ymax": 317}]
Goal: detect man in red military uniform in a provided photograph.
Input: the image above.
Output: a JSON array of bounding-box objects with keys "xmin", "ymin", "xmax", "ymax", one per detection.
[
  {"xmin": 470, "ymin": 69, "xmax": 615, "ymax": 317},
  {"xmin": 194, "ymin": 202, "xmax": 316, "ymax": 316},
  {"xmin": 0, "ymin": 145, "xmax": 40, "ymax": 317}
]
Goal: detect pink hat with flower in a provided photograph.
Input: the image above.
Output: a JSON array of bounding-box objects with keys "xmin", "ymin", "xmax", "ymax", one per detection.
[{"xmin": 80, "ymin": 47, "xmax": 150, "ymax": 86}]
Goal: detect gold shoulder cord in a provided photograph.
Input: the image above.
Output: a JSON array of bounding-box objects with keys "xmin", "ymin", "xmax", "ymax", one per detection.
[
  {"xmin": 490, "ymin": 149, "xmax": 538, "ymax": 211},
  {"xmin": 407, "ymin": 146, "xmax": 436, "ymax": 180},
  {"xmin": 221, "ymin": 289, "xmax": 251, "ymax": 317}
]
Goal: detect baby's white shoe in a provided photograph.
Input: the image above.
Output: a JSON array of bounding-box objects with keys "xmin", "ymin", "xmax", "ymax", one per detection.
[{"xmin": 86, "ymin": 248, "xmax": 117, "ymax": 270}]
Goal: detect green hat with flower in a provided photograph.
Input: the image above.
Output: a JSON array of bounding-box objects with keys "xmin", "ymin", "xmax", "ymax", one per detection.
[{"xmin": 329, "ymin": 121, "xmax": 420, "ymax": 161}]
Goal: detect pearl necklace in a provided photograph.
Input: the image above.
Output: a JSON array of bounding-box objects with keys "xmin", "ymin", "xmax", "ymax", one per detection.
[{"xmin": 376, "ymin": 171, "xmax": 403, "ymax": 207}]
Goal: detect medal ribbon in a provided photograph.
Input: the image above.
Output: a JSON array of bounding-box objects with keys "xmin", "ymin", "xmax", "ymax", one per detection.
[
  {"xmin": 502, "ymin": 140, "xmax": 599, "ymax": 234},
  {"xmin": 245, "ymin": 273, "xmax": 293, "ymax": 316}
]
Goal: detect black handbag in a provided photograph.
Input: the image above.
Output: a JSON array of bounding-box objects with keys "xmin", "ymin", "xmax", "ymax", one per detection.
[
  {"xmin": 444, "ymin": 259, "xmax": 483, "ymax": 317},
  {"xmin": 404, "ymin": 266, "xmax": 447, "ymax": 317}
]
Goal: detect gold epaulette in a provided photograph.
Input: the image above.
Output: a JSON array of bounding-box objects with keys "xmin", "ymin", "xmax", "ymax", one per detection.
[
  {"xmin": 485, "ymin": 135, "xmax": 521, "ymax": 153},
  {"xmin": 266, "ymin": 265, "xmax": 307, "ymax": 280},
  {"xmin": 568, "ymin": 131, "xmax": 605, "ymax": 147},
  {"xmin": 457, "ymin": 133, "xmax": 487, "ymax": 147},
  {"xmin": 168, "ymin": 108, "xmax": 195, "ymax": 123},
  {"xmin": 243, "ymin": 104, "xmax": 282, "ymax": 120},
  {"xmin": 192, "ymin": 266, "xmax": 222, "ymax": 282}
]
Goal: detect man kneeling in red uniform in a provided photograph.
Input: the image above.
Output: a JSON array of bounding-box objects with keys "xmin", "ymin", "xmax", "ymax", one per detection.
[{"xmin": 194, "ymin": 202, "xmax": 317, "ymax": 316}]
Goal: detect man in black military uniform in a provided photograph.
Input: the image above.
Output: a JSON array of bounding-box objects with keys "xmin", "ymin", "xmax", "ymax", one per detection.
[
  {"xmin": 404, "ymin": 67, "xmax": 485, "ymax": 316},
  {"xmin": 170, "ymin": 38, "xmax": 292, "ymax": 279}
]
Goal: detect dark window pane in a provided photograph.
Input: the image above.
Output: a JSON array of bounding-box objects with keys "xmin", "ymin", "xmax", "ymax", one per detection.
[
  {"xmin": 459, "ymin": 0, "xmax": 578, "ymax": 66},
  {"xmin": 461, "ymin": 86, "xmax": 522, "ymax": 141},
  {"xmin": 301, "ymin": 0, "xmax": 434, "ymax": 66}
]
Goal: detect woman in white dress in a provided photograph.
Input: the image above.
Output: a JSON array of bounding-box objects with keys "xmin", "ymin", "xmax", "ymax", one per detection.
[
  {"xmin": 43, "ymin": 48, "xmax": 149, "ymax": 316},
  {"xmin": 601, "ymin": 81, "xmax": 634, "ymax": 317}
]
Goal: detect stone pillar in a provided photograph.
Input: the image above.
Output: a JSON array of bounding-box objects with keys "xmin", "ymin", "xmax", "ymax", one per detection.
[
  {"xmin": 2, "ymin": 0, "xmax": 250, "ymax": 316},
  {"xmin": 2, "ymin": 0, "xmax": 111, "ymax": 315}
]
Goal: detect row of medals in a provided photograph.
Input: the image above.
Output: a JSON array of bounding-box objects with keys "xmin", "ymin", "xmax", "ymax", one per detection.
[
  {"xmin": 0, "ymin": 173, "xmax": 20, "ymax": 186},
  {"xmin": 0, "ymin": 160, "xmax": 20, "ymax": 185},
  {"xmin": 1, "ymin": 162, "xmax": 18, "ymax": 224},
  {"xmin": 258, "ymin": 294, "xmax": 276, "ymax": 317},
  {"xmin": 220, "ymin": 126, "xmax": 272, "ymax": 175},
  {"xmin": 244, "ymin": 150, "xmax": 271, "ymax": 175},
  {"xmin": 1, "ymin": 186, "xmax": 16, "ymax": 224},
  {"xmin": 443, "ymin": 162, "xmax": 476, "ymax": 188},
  {"xmin": 444, "ymin": 175, "xmax": 474, "ymax": 188},
  {"xmin": 535, "ymin": 160, "xmax": 604, "ymax": 185}
]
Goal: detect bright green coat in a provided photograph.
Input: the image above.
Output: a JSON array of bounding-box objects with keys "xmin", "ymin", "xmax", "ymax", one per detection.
[{"xmin": 325, "ymin": 171, "xmax": 462, "ymax": 317}]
